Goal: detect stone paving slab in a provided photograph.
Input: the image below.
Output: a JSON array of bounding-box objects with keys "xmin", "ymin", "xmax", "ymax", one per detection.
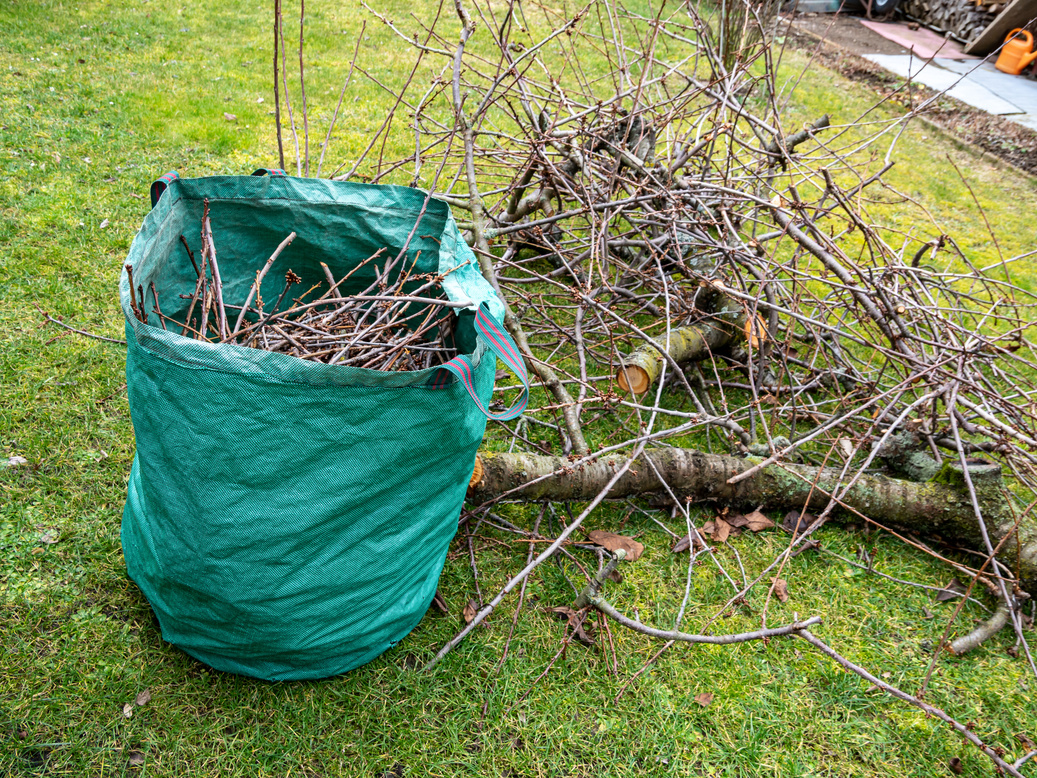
[
  {"xmin": 865, "ymin": 54, "xmax": 1026, "ymax": 116},
  {"xmin": 936, "ymin": 58, "xmax": 1037, "ymax": 129},
  {"xmin": 859, "ymin": 19, "xmax": 976, "ymax": 59}
]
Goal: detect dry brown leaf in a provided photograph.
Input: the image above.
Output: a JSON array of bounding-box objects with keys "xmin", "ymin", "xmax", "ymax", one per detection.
[
  {"xmin": 673, "ymin": 532, "xmax": 706, "ymax": 553},
  {"xmin": 548, "ymin": 606, "xmax": 595, "ymax": 645},
  {"xmin": 771, "ymin": 577, "xmax": 790, "ymax": 603},
  {"xmin": 726, "ymin": 513, "xmax": 749, "ymax": 529},
  {"xmin": 128, "ymin": 751, "xmax": 145, "ymax": 767},
  {"xmin": 789, "ymin": 538, "xmax": 821, "ymax": 558},
  {"xmin": 936, "ymin": 578, "xmax": 966, "ymax": 602},
  {"xmin": 694, "ymin": 692, "xmax": 714, "ymax": 707},
  {"xmin": 782, "ymin": 510, "xmax": 813, "ymax": 534},
  {"xmin": 744, "ymin": 510, "xmax": 774, "ymax": 532},
  {"xmin": 586, "ymin": 530, "xmax": 644, "ymax": 562},
  {"xmin": 948, "ymin": 757, "xmax": 963, "ymax": 774},
  {"xmin": 135, "ymin": 689, "xmax": 152, "ymax": 707},
  {"xmin": 701, "ymin": 517, "xmax": 732, "ymax": 543},
  {"xmin": 122, "ymin": 703, "xmax": 134, "ymax": 719},
  {"xmin": 223, "ymin": 112, "xmax": 237, "ymax": 121},
  {"xmin": 462, "ymin": 598, "xmax": 478, "ymax": 624}
]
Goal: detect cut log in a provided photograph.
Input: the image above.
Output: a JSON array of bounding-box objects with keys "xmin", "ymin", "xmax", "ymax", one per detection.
[
  {"xmin": 617, "ymin": 318, "xmax": 741, "ymax": 394},
  {"xmin": 469, "ymin": 455, "xmax": 483, "ymax": 488},
  {"xmin": 469, "ymin": 450, "xmax": 1037, "ymax": 595},
  {"xmin": 616, "ymin": 288, "xmax": 765, "ymax": 395}
]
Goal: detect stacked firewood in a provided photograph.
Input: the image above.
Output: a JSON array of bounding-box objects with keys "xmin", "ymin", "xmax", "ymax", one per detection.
[
  {"xmin": 900, "ymin": 0, "xmax": 1000, "ymax": 43},
  {"xmin": 125, "ymin": 199, "xmax": 460, "ymax": 371}
]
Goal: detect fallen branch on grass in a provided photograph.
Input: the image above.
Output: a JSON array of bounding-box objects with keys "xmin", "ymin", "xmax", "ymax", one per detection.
[
  {"xmin": 579, "ymin": 551, "xmax": 1029, "ymax": 777},
  {"xmin": 469, "ymin": 449, "xmax": 1036, "ymax": 596}
]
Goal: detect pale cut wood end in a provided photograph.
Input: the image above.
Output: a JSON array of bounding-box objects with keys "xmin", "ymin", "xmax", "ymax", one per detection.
[
  {"xmin": 617, "ymin": 365, "xmax": 650, "ymax": 395},
  {"xmin": 469, "ymin": 455, "xmax": 483, "ymax": 488}
]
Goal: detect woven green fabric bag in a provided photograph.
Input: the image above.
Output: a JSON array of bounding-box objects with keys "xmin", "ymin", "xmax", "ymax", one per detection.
[{"xmin": 121, "ymin": 171, "xmax": 527, "ymax": 680}]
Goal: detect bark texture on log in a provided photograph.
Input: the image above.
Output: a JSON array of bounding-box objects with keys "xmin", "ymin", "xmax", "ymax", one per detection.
[
  {"xmin": 617, "ymin": 317, "xmax": 740, "ymax": 394},
  {"xmin": 617, "ymin": 286, "xmax": 763, "ymax": 395},
  {"xmin": 469, "ymin": 450, "xmax": 1036, "ymax": 594}
]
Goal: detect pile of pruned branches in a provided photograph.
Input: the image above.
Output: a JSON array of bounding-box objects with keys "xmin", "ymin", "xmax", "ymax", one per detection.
[
  {"xmin": 124, "ymin": 199, "xmax": 461, "ymax": 370},
  {"xmin": 98, "ymin": 0, "xmax": 1037, "ymax": 772}
]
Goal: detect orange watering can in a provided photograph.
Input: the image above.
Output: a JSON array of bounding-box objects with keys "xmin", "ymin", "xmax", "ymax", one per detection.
[{"xmin": 995, "ymin": 29, "xmax": 1037, "ymax": 75}]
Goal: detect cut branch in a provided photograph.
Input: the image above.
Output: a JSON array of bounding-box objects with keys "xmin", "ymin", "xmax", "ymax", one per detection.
[
  {"xmin": 617, "ymin": 294, "xmax": 762, "ymax": 394},
  {"xmin": 470, "ymin": 450, "xmax": 1036, "ymax": 595}
]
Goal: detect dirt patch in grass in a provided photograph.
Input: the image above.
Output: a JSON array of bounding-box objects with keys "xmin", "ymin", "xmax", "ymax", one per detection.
[{"xmin": 782, "ymin": 17, "xmax": 1037, "ymax": 176}]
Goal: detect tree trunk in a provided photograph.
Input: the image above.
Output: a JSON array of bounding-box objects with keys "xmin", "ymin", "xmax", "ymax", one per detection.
[{"xmin": 469, "ymin": 449, "xmax": 1037, "ymax": 595}]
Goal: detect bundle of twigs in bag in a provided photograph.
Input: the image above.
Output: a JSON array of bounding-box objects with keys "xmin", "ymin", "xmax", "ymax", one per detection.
[{"xmin": 127, "ymin": 199, "xmax": 461, "ymax": 372}]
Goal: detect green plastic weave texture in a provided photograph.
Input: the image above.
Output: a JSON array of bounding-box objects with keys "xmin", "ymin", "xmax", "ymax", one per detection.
[{"xmin": 121, "ymin": 174, "xmax": 506, "ymax": 680}]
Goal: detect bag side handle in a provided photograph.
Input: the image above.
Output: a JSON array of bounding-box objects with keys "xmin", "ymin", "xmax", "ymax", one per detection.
[
  {"xmin": 150, "ymin": 171, "xmax": 180, "ymax": 209},
  {"xmin": 429, "ymin": 304, "xmax": 529, "ymax": 421},
  {"xmin": 252, "ymin": 168, "xmax": 288, "ymax": 177}
]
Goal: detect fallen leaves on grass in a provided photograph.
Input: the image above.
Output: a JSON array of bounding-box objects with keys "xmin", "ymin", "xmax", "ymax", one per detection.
[
  {"xmin": 223, "ymin": 112, "xmax": 237, "ymax": 122},
  {"xmin": 724, "ymin": 510, "xmax": 775, "ymax": 533},
  {"xmin": 671, "ymin": 533, "xmax": 702, "ymax": 554},
  {"xmin": 462, "ymin": 598, "xmax": 478, "ymax": 624},
  {"xmin": 771, "ymin": 578, "xmax": 790, "ymax": 603},
  {"xmin": 675, "ymin": 509, "xmax": 774, "ymax": 551},
  {"xmin": 741, "ymin": 509, "xmax": 775, "ymax": 531},
  {"xmin": 122, "ymin": 690, "xmax": 152, "ymax": 720},
  {"xmin": 4, "ymin": 455, "xmax": 28, "ymax": 467},
  {"xmin": 783, "ymin": 510, "xmax": 814, "ymax": 535},
  {"xmin": 548, "ymin": 606, "xmax": 595, "ymax": 646},
  {"xmin": 701, "ymin": 518, "xmax": 732, "ymax": 543},
  {"xmin": 936, "ymin": 578, "xmax": 966, "ymax": 602},
  {"xmin": 586, "ymin": 530, "xmax": 643, "ymax": 562},
  {"xmin": 694, "ymin": 692, "xmax": 714, "ymax": 707},
  {"xmin": 128, "ymin": 751, "xmax": 145, "ymax": 767}
]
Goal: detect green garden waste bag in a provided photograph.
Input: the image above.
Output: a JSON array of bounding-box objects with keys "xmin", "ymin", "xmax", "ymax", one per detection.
[{"xmin": 120, "ymin": 170, "xmax": 527, "ymax": 680}]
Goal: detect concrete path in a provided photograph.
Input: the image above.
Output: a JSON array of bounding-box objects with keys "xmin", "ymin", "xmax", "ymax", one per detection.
[
  {"xmin": 864, "ymin": 54, "xmax": 1037, "ymax": 129},
  {"xmin": 859, "ymin": 21, "xmax": 1037, "ymax": 131}
]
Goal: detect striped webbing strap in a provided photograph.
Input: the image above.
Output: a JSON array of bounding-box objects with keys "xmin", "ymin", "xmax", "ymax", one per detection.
[
  {"xmin": 429, "ymin": 304, "xmax": 529, "ymax": 421},
  {"xmin": 150, "ymin": 171, "xmax": 180, "ymax": 209}
]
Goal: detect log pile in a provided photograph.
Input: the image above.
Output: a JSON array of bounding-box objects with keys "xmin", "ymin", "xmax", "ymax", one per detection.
[{"xmin": 900, "ymin": 0, "xmax": 1001, "ymax": 44}]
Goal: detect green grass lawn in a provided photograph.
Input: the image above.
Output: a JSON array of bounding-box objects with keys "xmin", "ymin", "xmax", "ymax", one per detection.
[{"xmin": 2, "ymin": 1, "xmax": 1036, "ymax": 776}]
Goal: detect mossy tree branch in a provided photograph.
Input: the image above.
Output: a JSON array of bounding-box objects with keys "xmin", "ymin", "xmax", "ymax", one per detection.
[{"xmin": 470, "ymin": 450, "xmax": 1036, "ymax": 595}]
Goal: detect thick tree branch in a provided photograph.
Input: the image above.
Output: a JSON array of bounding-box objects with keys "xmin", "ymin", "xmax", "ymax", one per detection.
[{"xmin": 470, "ymin": 450, "xmax": 1036, "ymax": 595}]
